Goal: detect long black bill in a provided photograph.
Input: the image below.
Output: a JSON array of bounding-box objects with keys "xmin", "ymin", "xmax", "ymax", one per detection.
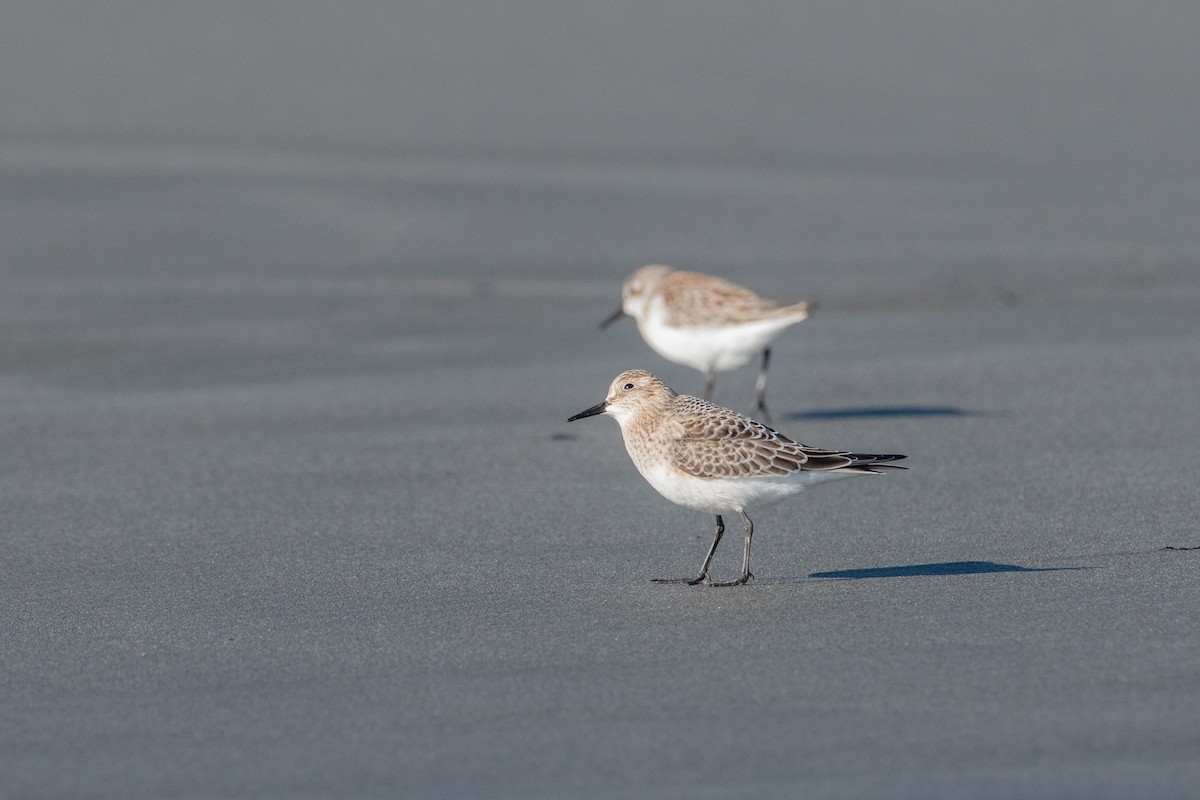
[
  {"xmin": 598, "ymin": 307, "xmax": 625, "ymax": 330},
  {"xmin": 567, "ymin": 401, "xmax": 608, "ymax": 422}
]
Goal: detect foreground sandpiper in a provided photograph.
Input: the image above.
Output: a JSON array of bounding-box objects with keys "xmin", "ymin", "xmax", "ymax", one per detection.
[{"xmin": 568, "ymin": 369, "xmax": 905, "ymax": 586}]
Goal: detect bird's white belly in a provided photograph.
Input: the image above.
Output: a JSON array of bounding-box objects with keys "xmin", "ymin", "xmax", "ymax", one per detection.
[
  {"xmin": 639, "ymin": 463, "xmax": 819, "ymax": 514},
  {"xmin": 637, "ymin": 308, "xmax": 788, "ymax": 373}
]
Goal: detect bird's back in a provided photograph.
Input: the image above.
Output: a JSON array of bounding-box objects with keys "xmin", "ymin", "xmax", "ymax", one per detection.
[{"xmin": 658, "ymin": 271, "xmax": 787, "ymax": 328}]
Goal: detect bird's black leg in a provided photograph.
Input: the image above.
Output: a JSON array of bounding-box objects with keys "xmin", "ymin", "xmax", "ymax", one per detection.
[
  {"xmin": 703, "ymin": 371, "xmax": 717, "ymax": 402},
  {"xmin": 754, "ymin": 348, "xmax": 773, "ymax": 425},
  {"xmin": 710, "ymin": 511, "xmax": 754, "ymax": 586},
  {"xmin": 653, "ymin": 515, "xmax": 724, "ymax": 585}
]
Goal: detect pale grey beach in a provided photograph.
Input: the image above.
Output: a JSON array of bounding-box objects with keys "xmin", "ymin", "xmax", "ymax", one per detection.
[{"xmin": 3, "ymin": 3, "xmax": 1199, "ymax": 798}]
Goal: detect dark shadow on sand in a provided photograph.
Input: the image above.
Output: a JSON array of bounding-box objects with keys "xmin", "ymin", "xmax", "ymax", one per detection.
[
  {"xmin": 810, "ymin": 561, "xmax": 1082, "ymax": 580},
  {"xmin": 788, "ymin": 406, "xmax": 979, "ymax": 421}
]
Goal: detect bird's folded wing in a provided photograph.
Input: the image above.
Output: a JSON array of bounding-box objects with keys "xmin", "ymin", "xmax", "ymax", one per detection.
[{"xmin": 670, "ymin": 412, "xmax": 820, "ymax": 478}]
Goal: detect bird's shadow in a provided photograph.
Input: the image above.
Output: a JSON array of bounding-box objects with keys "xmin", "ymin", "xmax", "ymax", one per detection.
[
  {"xmin": 786, "ymin": 405, "xmax": 983, "ymax": 421},
  {"xmin": 809, "ymin": 560, "xmax": 1085, "ymax": 580}
]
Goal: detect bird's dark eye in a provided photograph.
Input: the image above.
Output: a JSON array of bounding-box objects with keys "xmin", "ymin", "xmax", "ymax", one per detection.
[{"xmin": 623, "ymin": 382, "xmax": 635, "ymax": 390}]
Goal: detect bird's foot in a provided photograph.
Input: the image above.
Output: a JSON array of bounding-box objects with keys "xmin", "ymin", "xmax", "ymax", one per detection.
[
  {"xmin": 708, "ymin": 571, "xmax": 753, "ymax": 587},
  {"xmin": 652, "ymin": 574, "xmax": 710, "ymax": 586}
]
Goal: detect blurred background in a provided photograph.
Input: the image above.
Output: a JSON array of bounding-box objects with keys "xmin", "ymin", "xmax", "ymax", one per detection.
[{"xmin": 5, "ymin": 2, "xmax": 1197, "ymax": 290}]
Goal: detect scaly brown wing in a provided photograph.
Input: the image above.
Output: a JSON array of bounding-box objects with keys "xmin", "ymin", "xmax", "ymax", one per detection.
[
  {"xmin": 669, "ymin": 396, "xmax": 811, "ymax": 478},
  {"xmin": 669, "ymin": 396, "xmax": 904, "ymax": 478}
]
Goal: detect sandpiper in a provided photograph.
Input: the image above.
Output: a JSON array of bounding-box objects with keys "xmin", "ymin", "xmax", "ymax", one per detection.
[
  {"xmin": 601, "ymin": 265, "xmax": 814, "ymax": 424},
  {"xmin": 568, "ymin": 369, "xmax": 905, "ymax": 586}
]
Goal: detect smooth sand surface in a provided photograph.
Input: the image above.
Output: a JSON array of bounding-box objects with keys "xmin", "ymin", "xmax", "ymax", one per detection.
[{"xmin": 3, "ymin": 3, "xmax": 1199, "ymax": 798}]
